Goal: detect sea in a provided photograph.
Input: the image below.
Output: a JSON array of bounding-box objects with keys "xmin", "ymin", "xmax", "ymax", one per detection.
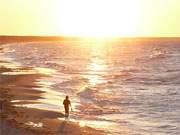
[{"xmin": 1, "ymin": 38, "xmax": 180, "ymax": 135}]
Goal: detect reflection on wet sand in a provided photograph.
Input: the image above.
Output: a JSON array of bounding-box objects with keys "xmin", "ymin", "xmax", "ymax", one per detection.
[{"xmin": 25, "ymin": 121, "xmax": 43, "ymax": 128}]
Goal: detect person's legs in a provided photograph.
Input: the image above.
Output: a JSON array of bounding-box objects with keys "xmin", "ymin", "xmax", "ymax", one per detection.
[
  {"xmin": 65, "ymin": 113, "xmax": 69, "ymax": 118},
  {"xmin": 65, "ymin": 107, "xmax": 69, "ymax": 117}
]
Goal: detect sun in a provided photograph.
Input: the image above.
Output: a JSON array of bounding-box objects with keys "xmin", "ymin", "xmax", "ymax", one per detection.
[{"xmin": 55, "ymin": 0, "xmax": 141, "ymax": 38}]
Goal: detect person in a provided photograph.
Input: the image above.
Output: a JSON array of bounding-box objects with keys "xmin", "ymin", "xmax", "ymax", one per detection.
[{"xmin": 63, "ymin": 96, "xmax": 72, "ymax": 117}]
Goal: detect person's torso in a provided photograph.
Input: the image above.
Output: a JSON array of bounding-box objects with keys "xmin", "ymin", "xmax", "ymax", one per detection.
[{"xmin": 64, "ymin": 99, "xmax": 70, "ymax": 107}]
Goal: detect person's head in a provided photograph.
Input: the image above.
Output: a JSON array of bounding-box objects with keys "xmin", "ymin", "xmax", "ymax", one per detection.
[{"xmin": 66, "ymin": 95, "xmax": 69, "ymax": 100}]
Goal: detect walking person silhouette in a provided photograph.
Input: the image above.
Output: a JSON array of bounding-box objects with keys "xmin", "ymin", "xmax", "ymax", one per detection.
[{"xmin": 63, "ymin": 96, "xmax": 72, "ymax": 118}]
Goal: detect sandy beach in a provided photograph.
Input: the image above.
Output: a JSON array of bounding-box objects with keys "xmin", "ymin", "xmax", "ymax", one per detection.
[{"xmin": 0, "ymin": 43, "xmax": 105, "ymax": 135}]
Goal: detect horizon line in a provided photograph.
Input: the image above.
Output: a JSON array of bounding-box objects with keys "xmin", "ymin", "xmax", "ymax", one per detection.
[{"xmin": 1, "ymin": 35, "xmax": 180, "ymax": 39}]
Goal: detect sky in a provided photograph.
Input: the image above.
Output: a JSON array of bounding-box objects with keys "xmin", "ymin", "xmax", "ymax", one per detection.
[{"xmin": 0, "ymin": 0, "xmax": 180, "ymax": 37}]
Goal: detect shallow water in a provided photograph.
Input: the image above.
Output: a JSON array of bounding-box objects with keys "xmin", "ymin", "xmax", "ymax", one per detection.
[{"xmin": 1, "ymin": 39, "xmax": 180, "ymax": 134}]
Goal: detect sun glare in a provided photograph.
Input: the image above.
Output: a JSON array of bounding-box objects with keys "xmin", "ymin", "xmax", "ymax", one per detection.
[{"xmin": 55, "ymin": 0, "xmax": 141, "ymax": 37}]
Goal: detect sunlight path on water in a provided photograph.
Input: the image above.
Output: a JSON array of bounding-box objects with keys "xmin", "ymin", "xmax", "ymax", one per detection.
[
  {"xmin": 71, "ymin": 42, "xmax": 131, "ymax": 134},
  {"xmin": 83, "ymin": 43, "xmax": 109, "ymax": 86}
]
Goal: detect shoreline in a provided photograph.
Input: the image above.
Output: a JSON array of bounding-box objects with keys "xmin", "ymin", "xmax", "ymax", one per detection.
[{"xmin": 0, "ymin": 43, "xmax": 105, "ymax": 135}]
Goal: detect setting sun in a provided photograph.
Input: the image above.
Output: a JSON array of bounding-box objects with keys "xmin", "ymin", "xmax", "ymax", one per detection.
[
  {"xmin": 1, "ymin": 0, "xmax": 180, "ymax": 37},
  {"xmin": 56, "ymin": 0, "xmax": 141, "ymax": 37}
]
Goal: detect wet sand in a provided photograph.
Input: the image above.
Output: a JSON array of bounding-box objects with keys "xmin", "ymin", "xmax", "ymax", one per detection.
[{"xmin": 0, "ymin": 44, "xmax": 105, "ymax": 135}]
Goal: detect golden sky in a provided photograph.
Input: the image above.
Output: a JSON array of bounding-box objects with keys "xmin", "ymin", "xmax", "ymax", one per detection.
[{"xmin": 0, "ymin": 0, "xmax": 180, "ymax": 37}]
